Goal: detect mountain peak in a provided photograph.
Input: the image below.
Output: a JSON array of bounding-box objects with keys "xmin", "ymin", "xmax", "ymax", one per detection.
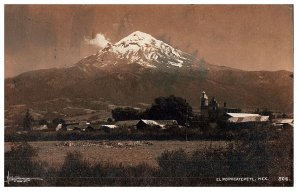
[
  {"xmin": 128, "ymin": 31, "xmax": 152, "ymax": 38},
  {"xmin": 79, "ymin": 31, "xmax": 194, "ymax": 70},
  {"xmin": 115, "ymin": 31, "xmax": 155, "ymax": 47}
]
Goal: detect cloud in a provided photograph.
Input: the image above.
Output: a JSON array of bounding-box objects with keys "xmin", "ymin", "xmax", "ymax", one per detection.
[{"xmin": 85, "ymin": 33, "xmax": 110, "ymax": 49}]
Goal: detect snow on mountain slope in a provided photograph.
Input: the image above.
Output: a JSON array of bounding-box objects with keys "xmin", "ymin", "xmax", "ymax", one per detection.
[{"xmin": 77, "ymin": 31, "xmax": 194, "ymax": 70}]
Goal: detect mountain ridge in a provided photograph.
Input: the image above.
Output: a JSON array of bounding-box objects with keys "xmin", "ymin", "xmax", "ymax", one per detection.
[{"xmin": 5, "ymin": 31, "xmax": 293, "ymax": 123}]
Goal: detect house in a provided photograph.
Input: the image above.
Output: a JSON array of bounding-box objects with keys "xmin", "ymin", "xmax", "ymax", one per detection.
[
  {"xmin": 63, "ymin": 124, "xmax": 79, "ymax": 131},
  {"xmin": 136, "ymin": 119, "xmax": 162, "ymax": 129},
  {"xmin": 100, "ymin": 124, "xmax": 118, "ymax": 132},
  {"xmin": 32, "ymin": 124, "xmax": 48, "ymax": 131},
  {"xmin": 63, "ymin": 121, "xmax": 93, "ymax": 131},
  {"xmin": 101, "ymin": 124, "xmax": 118, "ymax": 129},
  {"xmin": 114, "ymin": 120, "xmax": 140, "ymax": 128},
  {"xmin": 136, "ymin": 119, "xmax": 178, "ymax": 130},
  {"xmin": 155, "ymin": 120, "xmax": 178, "ymax": 128},
  {"xmin": 56, "ymin": 123, "xmax": 63, "ymax": 131},
  {"xmin": 272, "ymin": 118, "xmax": 293, "ymax": 128},
  {"xmin": 225, "ymin": 113, "xmax": 269, "ymax": 123}
]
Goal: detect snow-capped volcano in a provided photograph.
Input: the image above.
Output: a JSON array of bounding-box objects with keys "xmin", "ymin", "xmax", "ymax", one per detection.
[
  {"xmin": 77, "ymin": 31, "xmax": 194, "ymax": 70},
  {"xmin": 5, "ymin": 30, "xmax": 293, "ymax": 115}
]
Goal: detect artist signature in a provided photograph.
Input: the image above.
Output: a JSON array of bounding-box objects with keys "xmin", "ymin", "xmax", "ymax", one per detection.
[{"xmin": 4, "ymin": 171, "xmax": 43, "ymax": 185}]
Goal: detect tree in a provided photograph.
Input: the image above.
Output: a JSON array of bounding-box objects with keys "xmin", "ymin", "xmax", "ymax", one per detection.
[
  {"xmin": 142, "ymin": 95, "xmax": 193, "ymax": 125},
  {"xmin": 38, "ymin": 119, "xmax": 48, "ymax": 125},
  {"xmin": 52, "ymin": 118, "xmax": 66, "ymax": 126},
  {"xmin": 256, "ymin": 108, "xmax": 274, "ymax": 120},
  {"xmin": 23, "ymin": 109, "xmax": 34, "ymax": 131},
  {"xmin": 107, "ymin": 118, "xmax": 113, "ymax": 123},
  {"xmin": 112, "ymin": 107, "xmax": 140, "ymax": 121}
]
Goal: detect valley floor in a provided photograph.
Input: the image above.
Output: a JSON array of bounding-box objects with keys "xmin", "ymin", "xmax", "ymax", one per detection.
[{"xmin": 5, "ymin": 140, "xmax": 230, "ymax": 168}]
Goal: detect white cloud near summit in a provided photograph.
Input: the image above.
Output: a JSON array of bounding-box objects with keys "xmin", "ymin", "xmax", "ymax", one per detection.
[{"xmin": 85, "ymin": 33, "xmax": 110, "ymax": 49}]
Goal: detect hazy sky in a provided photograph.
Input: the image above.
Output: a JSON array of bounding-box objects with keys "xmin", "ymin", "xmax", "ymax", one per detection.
[{"xmin": 5, "ymin": 5, "xmax": 293, "ymax": 77}]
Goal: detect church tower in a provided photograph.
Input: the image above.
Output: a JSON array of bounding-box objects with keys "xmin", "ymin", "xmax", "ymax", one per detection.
[{"xmin": 200, "ymin": 91, "xmax": 209, "ymax": 112}]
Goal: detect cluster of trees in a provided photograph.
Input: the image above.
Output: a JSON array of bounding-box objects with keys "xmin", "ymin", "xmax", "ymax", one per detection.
[
  {"xmin": 111, "ymin": 95, "xmax": 193, "ymax": 125},
  {"xmin": 142, "ymin": 96, "xmax": 193, "ymax": 125},
  {"xmin": 112, "ymin": 107, "xmax": 140, "ymax": 121}
]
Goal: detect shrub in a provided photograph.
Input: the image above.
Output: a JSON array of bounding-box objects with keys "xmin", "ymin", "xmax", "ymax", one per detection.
[
  {"xmin": 157, "ymin": 149, "xmax": 189, "ymax": 177},
  {"xmin": 56, "ymin": 152, "xmax": 93, "ymax": 186}
]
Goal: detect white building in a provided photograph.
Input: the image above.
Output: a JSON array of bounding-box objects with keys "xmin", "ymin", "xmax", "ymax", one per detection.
[{"xmin": 226, "ymin": 113, "xmax": 269, "ymax": 123}]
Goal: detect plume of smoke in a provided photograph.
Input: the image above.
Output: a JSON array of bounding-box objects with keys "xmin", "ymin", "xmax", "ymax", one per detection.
[{"xmin": 85, "ymin": 33, "xmax": 110, "ymax": 49}]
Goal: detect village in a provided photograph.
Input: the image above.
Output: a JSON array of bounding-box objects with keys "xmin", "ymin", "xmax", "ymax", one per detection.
[{"xmin": 24, "ymin": 91, "xmax": 293, "ymax": 135}]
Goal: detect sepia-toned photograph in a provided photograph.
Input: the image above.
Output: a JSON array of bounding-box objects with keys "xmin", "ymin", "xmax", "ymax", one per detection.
[{"xmin": 4, "ymin": 4, "xmax": 293, "ymax": 187}]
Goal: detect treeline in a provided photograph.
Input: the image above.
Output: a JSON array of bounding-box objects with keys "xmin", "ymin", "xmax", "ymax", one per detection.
[
  {"xmin": 5, "ymin": 126, "xmax": 293, "ymax": 186},
  {"xmin": 112, "ymin": 95, "xmax": 193, "ymax": 125},
  {"xmin": 5, "ymin": 123, "xmax": 282, "ymax": 142}
]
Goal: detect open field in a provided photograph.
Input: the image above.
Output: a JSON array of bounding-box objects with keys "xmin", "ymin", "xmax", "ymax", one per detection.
[{"xmin": 5, "ymin": 140, "xmax": 230, "ymax": 168}]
